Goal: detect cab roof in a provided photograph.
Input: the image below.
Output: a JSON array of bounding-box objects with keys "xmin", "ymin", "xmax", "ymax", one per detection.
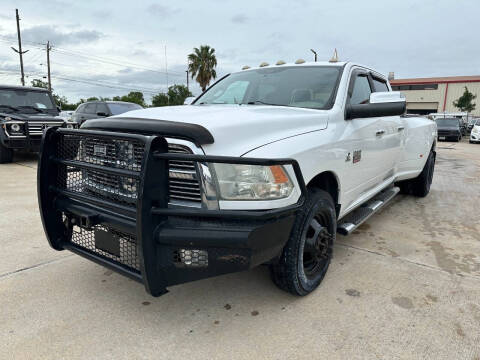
[{"xmin": 0, "ymin": 85, "xmax": 51, "ymax": 92}]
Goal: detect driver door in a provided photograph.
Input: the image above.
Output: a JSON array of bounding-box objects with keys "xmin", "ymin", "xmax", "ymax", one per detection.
[{"xmin": 342, "ymin": 70, "xmax": 384, "ymax": 210}]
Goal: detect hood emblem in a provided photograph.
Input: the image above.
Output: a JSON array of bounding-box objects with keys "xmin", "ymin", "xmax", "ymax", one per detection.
[{"xmin": 94, "ymin": 145, "xmax": 107, "ymax": 156}]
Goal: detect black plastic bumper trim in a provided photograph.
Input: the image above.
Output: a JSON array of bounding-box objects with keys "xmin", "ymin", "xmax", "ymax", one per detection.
[
  {"xmin": 151, "ymin": 204, "xmax": 302, "ymax": 220},
  {"xmin": 81, "ymin": 117, "xmax": 215, "ymax": 146}
]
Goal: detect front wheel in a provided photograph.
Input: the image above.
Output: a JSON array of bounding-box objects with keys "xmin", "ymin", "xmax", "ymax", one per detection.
[
  {"xmin": 0, "ymin": 143, "xmax": 13, "ymax": 164},
  {"xmin": 270, "ymin": 189, "xmax": 336, "ymax": 296}
]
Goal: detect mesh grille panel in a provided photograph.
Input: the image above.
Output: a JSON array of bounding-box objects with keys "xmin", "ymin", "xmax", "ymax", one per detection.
[
  {"xmin": 173, "ymin": 249, "xmax": 208, "ymax": 267},
  {"xmin": 71, "ymin": 224, "xmax": 140, "ymax": 272},
  {"xmin": 55, "ymin": 134, "xmax": 144, "ymax": 207}
]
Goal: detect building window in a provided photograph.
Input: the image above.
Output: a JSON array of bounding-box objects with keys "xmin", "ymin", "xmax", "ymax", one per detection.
[{"xmin": 391, "ymin": 84, "xmax": 438, "ymax": 91}]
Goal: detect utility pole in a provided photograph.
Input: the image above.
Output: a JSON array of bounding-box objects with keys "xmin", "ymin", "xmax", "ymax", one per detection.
[
  {"xmin": 310, "ymin": 49, "xmax": 318, "ymax": 62},
  {"xmin": 11, "ymin": 9, "xmax": 29, "ymax": 86},
  {"xmin": 46, "ymin": 41, "xmax": 52, "ymax": 91}
]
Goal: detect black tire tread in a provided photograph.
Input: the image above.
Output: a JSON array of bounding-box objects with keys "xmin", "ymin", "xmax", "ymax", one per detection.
[
  {"xmin": 396, "ymin": 150, "xmax": 435, "ymax": 197},
  {"xmin": 0, "ymin": 143, "xmax": 13, "ymax": 164},
  {"xmin": 270, "ymin": 188, "xmax": 335, "ymax": 296}
]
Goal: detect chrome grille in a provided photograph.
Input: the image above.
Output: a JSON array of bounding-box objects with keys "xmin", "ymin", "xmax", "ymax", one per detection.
[
  {"xmin": 168, "ymin": 144, "xmax": 202, "ymax": 204},
  {"xmin": 28, "ymin": 121, "xmax": 64, "ymax": 136}
]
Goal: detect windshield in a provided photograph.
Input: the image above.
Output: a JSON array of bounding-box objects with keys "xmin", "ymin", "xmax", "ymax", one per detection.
[
  {"xmin": 196, "ymin": 66, "xmax": 342, "ymax": 110},
  {"xmin": 436, "ymin": 118, "xmax": 459, "ymax": 127},
  {"xmin": 108, "ymin": 103, "xmax": 143, "ymax": 115},
  {"xmin": 0, "ymin": 89, "xmax": 56, "ymax": 112}
]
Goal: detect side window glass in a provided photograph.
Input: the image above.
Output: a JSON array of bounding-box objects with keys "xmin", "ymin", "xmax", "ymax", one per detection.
[
  {"xmin": 372, "ymin": 78, "xmax": 389, "ymax": 92},
  {"xmin": 84, "ymin": 103, "xmax": 96, "ymax": 114},
  {"xmin": 350, "ymin": 75, "xmax": 372, "ymax": 105},
  {"xmin": 96, "ymin": 103, "xmax": 109, "ymax": 114},
  {"xmin": 76, "ymin": 104, "xmax": 85, "ymax": 113}
]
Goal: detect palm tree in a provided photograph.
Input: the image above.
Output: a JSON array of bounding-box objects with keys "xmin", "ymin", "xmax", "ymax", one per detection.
[{"xmin": 188, "ymin": 45, "xmax": 217, "ymax": 92}]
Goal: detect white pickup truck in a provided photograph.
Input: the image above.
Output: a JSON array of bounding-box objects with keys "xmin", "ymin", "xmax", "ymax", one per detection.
[{"xmin": 38, "ymin": 61, "xmax": 437, "ymax": 297}]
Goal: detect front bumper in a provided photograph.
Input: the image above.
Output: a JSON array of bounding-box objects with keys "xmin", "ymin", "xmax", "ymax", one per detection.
[
  {"xmin": 0, "ymin": 132, "xmax": 42, "ymax": 150},
  {"xmin": 470, "ymin": 133, "xmax": 479, "ymax": 142},
  {"xmin": 38, "ymin": 128, "xmax": 305, "ymax": 296}
]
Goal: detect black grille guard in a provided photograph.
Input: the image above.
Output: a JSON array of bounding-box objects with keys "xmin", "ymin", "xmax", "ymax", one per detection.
[{"xmin": 38, "ymin": 127, "xmax": 306, "ymax": 296}]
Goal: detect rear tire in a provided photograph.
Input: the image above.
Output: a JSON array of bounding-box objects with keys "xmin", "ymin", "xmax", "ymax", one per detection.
[
  {"xmin": 0, "ymin": 143, "xmax": 13, "ymax": 164},
  {"xmin": 396, "ymin": 150, "xmax": 435, "ymax": 197},
  {"xmin": 270, "ymin": 189, "xmax": 336, "ymax": 296}
]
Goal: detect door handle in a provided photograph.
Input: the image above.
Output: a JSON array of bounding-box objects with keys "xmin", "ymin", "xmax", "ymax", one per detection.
[
  {"xmin": 376, "ymin": 130, "xmax": 385, "ymax": 136},
  {"xmin": 397, "ymin": 126, "xmax": 405, "ymax": 131}
]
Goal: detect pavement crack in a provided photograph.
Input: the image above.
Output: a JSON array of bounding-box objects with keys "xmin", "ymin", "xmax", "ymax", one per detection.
[
  {"xmin": 335, "ymin": 241, "xmax": 480, "ymax": 282},
  {"xmin": 0, "ymin": 255, "xmax": 74, "ymax": 280}
]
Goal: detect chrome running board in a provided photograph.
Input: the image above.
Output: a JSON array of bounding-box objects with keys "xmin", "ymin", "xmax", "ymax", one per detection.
[{"xmin": 337, "ymin": 186, "xmax": 400, "ymax": 236}]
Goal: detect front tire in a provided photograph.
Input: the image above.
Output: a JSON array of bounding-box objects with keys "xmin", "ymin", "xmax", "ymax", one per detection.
[
  {"xmin": 0, "ymin": 143, "xmax": 13, "ymax": 164},
  {"xmin": 270, "ymin": 189, "xmax": 336, "ymax": 296}
]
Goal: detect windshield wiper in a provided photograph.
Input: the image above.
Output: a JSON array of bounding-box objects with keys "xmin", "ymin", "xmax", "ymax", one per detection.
[
  {"xmin": 247, "ymin": 100, "xmax": 289, "ymax": 107},
  {"xmin": 0, "ymin": 104, "xmax": 20, "ymax": 112},
  {"xmin": 17, "ymin": 105, "xmax": 44, "ymax": 113}
]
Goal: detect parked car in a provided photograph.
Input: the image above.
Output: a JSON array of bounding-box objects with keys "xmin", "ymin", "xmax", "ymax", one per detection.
[
  {"xmin": 0, "ymin": 85, "xmax": 65, "ymax": 163},
  {"xmin": 470, "ymin": 119, "xmax": 480, "ymax": 143},
  {"xmin": 58, "ymin": 110, "xmax": 74, "ymax": 121},
  {"xmin": 38, "ymin": 61, "xmax": 436, "ymax": 297},
  {"xmin": 468, "ymin": 117, "xmax": 479, "ymax": 133},
  {"xmin": 72, "ymin": 101, "xmax": 143, "ymax": 125},
  {"xmin": 435, "ymin": 117, "xmax": 462, "ymax": 141}
]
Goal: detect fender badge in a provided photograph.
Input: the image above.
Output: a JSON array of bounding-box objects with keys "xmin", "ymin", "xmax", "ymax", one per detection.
[
  {"xmin": 345, "ymin": 152, "xmax": 351, "ymax": 162},
  {"xmin": 353, "ymin": 150, "xmax": 362, "ymax": 164}
]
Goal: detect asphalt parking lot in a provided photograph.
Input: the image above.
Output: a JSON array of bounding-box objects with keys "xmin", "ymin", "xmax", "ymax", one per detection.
[{"xmin": 1, "ymin": 140, "xmax": 479, "ymax": 360}]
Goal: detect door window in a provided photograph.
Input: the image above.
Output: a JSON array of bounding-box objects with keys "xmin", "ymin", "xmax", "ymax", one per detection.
[
  {"xmin": 84, "ymin": 103, "xmax": 96, "ymax": 114},
  {"xmin": 96, "ymin": 103, "xmax": 109, "ymax": 114},
  {"xmin": 372, "ymin": 78, "xmax": 389, "ymax": 92},
  {"xmin": 350, "ymin": 75, "xmax": 372, "ymax": 105}
]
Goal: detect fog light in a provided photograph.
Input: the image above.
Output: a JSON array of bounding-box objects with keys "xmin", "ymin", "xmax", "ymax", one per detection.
[{"xmin": 174, "ymin": 249, "xmax": 208, "ymax": 267}]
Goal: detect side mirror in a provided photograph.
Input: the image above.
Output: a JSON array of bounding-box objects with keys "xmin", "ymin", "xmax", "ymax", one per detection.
[
  {"xmin": 184, "ymin": 96, "xmax": 196, "ymax": 105},
  {"xmin": 96, "ymin": 112, "xmax": 109, "ymax": 117},
  {"xmin": 346, "ymin": 91, "xmax": 406, "ymax": 120},
  {"xmin": 57, "ymin": 105, "xmax": 62, "ymax": 112}
]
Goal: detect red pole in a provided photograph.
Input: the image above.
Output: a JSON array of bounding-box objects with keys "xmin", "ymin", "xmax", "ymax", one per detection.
[{"xmin": 442, "ymin": 83, "xmax": 449, "ymax": 111}]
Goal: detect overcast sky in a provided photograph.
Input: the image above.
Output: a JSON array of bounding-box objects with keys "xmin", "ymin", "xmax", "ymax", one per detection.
[{"xmin": 0, "ymin": 0, "xmax": 479, "ymax": 103}]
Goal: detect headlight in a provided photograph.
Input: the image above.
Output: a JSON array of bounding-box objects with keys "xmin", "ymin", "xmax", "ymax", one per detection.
[
  {"xmin": 4, "ymin": 121, "xmax": 25, "ymax": 136},
  {"xmin": 212, "ymin": 163, "xmax": 294, "ymax": 200},
  {"xmin": 67, "ymin": 124, "xmax": 74, "ymax": 129}
]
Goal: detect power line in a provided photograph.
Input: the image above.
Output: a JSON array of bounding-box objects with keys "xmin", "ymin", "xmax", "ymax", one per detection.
[
  {"xmin": 0, "ymin": 68, "xmax": 164, "ymax": 94},
  {"xmin": 52, "ymin": 47, "xmax": 184, "ymax": 76}
]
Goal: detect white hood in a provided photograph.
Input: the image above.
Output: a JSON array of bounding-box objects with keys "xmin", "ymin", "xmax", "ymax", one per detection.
[{"xmin": 117, "ymin": 104, "xmax": 329, "ymax": 156}]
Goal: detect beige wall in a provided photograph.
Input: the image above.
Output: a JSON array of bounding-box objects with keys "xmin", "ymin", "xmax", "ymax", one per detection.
[{"xmin": 398, "ymin": 82, "xmax": 480, "ymax": 116}]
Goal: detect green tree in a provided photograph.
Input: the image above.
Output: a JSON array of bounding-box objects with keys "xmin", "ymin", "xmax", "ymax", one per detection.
[
  {"xmin": 112, "ymin": 91, "xmax": 146, "ymax": 107},
  {"xmin": 151, "ymin": 93, "xmax": 170, "ymax": 107},
  {"xmin": 453, "ymin": 86, "xmax": 476, "ymax": 112},
  {"xmin": 188, "ymin": 45, "xmax": 217, "ymax": 91},
  {"xmin": 152, "ymin": 85, "xmax": 193, "ymax": 107},
  {"xmin": 31, "ymin": 79, "xmax": 48, "ymax": 89}
]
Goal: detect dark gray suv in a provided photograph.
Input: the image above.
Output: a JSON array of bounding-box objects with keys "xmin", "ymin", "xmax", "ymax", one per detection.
[{"xmin": 72, "ymin": 101, "xmax": 143, "ymax": 125}]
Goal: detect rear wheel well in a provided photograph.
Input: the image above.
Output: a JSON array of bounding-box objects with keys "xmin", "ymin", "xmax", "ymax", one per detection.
[{"xmin": 307, "ymin": 171, "xmax": 340, "ymax": 217}]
